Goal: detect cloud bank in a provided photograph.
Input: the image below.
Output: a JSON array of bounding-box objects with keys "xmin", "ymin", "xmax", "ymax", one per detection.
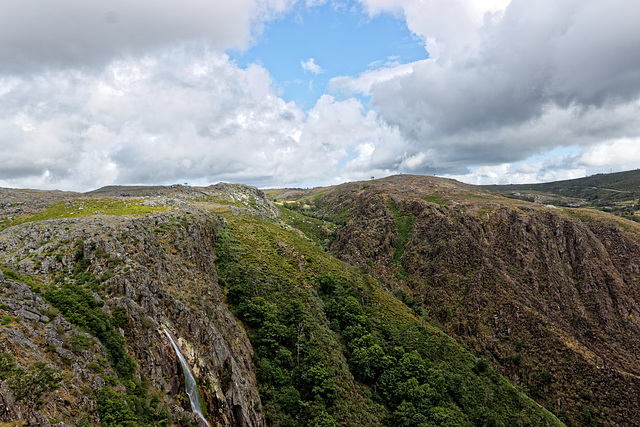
[
  {"xmin": 0, "ymin": 48, "xmax": 398, "ymax": 190},
  {"xmin": 1, "ymin": 0, "xmax": 640, "ymax": 191},
  {"xmin": 347, "ymin": 0, "xmax": 640, "ymax": 178}
]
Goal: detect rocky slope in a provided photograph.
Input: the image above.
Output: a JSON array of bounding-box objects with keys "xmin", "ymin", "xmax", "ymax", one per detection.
[
  {"xmin": 0, "ymin": 184, "xmax": 275, "ymax": 426},
  {"xmin": 0, "ymin": 179, "xmax": 569, "ymax": 427},
  {"xmin": 284, "ymin": 174, "xmax": 640, "ymax": 426},
  {"xmin": 8, "ymin": 171, "xmax": 633, "ymax": 426}
]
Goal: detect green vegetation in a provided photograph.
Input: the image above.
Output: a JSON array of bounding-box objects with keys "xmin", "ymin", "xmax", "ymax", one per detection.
[
  {"xmin": 422, "ymin": 195, "xmax": 451, "ymax": 206},
  {"xmin": 387, "ymin": 200, "xmax": 416, "ymax": 275},
  {"xmin": 97, "ymin": 383, "xmax": 170, "ymax": 427},
  {"xmin": 0, "ymin": 198, "xmax": 165, "ymax": 231},
  {"xmin": 278, "ymin": 204, "xmax": 338, "ymax": 250},
  {"xmin": 45, "ymin": 279, "xmax": 136, "ymax": 380},
  {"xmin": 97, "ymin": 386, "xmax": 138, "ymax": 427},
  {"xmin": 214, "ymin": 216, "xmax": 563, "ymax": 426},
  {"xmin": 318, "ymin": 273, "xmax": 561, "ymax": 426},
  {"xmin": 37, "ymin": 247, "xmax": 168, "ymax": 426},
  {"xmin": 0, "ymin": 267, "xmax": 37, "ymax": 289},
  {"xmin": 278, "ymin": 191, "xmax": 349, "ymax": 227},
  {"xmin": 65, "ymin": 334, "xmax": 94, "ymax": 353},
  {"xmin": 0, "ymin": 353, "xmax": 61, "ymax": 410},
  {"xmin": 215, "ymin": 226, "xmax": 347, "ymax": 426}
]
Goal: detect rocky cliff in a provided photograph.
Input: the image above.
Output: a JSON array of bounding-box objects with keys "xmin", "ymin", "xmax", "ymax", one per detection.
[
  {"xmin": 293, "ymin": 175, "xmax": 640, "ymax": 426},
  {"xmin": 0, "ymin": 184, "xmax": 275, "ymax": 426},
  {"xmin": 1, "ymin": 175, "xmax": 613, "ymax": 426}
]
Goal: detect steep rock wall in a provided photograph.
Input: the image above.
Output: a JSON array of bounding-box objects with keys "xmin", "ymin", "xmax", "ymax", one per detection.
[
  {"xmin": 331, "ymin": 191, "xmax": 640, "ymax": 426},
  {"xmin": 0, "ymin": 206, "xmax": 265, "ymax": 426}
]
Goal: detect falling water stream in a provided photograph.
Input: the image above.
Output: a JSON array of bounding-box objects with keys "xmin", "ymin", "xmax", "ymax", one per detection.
[{"xmin": 163, "ymin": 328, "xmax": 209, "ymax": 426}]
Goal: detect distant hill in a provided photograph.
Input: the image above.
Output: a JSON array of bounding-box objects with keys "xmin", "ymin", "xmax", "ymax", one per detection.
[{"xmin": 481, "ymin": 169, "xmax": 640, "ymax": 221}]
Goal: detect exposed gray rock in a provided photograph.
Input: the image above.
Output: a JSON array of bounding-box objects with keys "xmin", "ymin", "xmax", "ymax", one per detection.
[
  {"xmin": 0, "ymin": 184, "xmax": 269, "ymax": 426},
  {"xmin": 16, "ymin": 308, "xmax": 41, "ymax": 322}
]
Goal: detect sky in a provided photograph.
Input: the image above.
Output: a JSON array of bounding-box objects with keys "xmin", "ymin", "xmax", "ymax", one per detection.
[{"xmin": 1, "ymin": 0, "xmax": 640, "ymax": 191}]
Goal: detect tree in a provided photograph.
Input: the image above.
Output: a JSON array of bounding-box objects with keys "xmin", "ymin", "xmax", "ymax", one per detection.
[
  {"xmin": 350, "ymin": 343, "xmax": 388, "ymax": 382},
  {"xmin": 97, "ymin": 386, "xmax": 137, "ymax": 427}
]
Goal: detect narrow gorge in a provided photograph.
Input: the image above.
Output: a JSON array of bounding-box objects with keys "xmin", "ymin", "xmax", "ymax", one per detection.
[{"xmin": 1, "ymin": 173, "xmax": 639, "ymax": 426}]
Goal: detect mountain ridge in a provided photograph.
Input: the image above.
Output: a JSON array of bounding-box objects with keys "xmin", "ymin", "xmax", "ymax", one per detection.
[
  {"xmin": 2, "ymin": 170, "xmax": 639, "ymax": 426},
  {"xmin": 481, "ymin": 169, "xmax": 640, "ymax": 221}
]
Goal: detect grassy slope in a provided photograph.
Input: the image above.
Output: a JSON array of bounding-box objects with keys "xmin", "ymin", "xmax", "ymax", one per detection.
[
  {"xmin": 216, "ymin": 213, "xmax": 386, "ymax": 426},
  {"xmin": 0, "ymin": 198, "xmax": 166, "ymax": 231}
]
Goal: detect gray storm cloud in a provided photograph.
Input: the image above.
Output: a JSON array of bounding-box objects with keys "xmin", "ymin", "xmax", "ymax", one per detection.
[
  {"xmin": 0, "ymin": 0, "xmax": 289, "ymax": 73},
  {"xmin": 1, "ymin": 0, "xmax": 640, "ymax": 190},
  {"xmin": 354, "ymin": 0, "xmax": 640, "ymax": 175}
]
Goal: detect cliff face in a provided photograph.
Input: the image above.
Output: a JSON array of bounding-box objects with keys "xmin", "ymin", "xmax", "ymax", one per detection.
[
  {"xmin": 0, "ymin": 184, "xmax": 273, "ymax": 426},
  {"xmin": 5, "ymin": 174, "xmax": 639, "ymax": 426},
  {"xmin": 316, "ymin": 176, "xmax": 640, "ymax": 426}
]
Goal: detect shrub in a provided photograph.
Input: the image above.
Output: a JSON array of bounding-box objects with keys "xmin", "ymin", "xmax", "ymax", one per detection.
[
  {"xmin": 0, "ymin": 353, "xmax": 61, "ymax": 409},
  {"xmin": 66, "ymin": 334, "xmax": 93, "ymax": 353},
  {"xmin": 473, "ymin": 358, "xmax": 490, "ymax": 374},
  {"xmin": 97, "ymin": 386, "xmax": 137, "ymax": 427}
]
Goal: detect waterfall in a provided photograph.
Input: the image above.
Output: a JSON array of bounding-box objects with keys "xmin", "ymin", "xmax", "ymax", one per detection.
[{"xmin": 163, "ymin": 328, "xmax": 209, "ymax": 426}]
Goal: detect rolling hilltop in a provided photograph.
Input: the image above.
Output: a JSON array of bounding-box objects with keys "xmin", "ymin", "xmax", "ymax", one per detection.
[
  {"xmin": 0, "ymin": 171, "xmax": 639, "ymax": 426},
  {"xmin": 481, "ymin": 169, "xmax": 640, "ymax": 221}
]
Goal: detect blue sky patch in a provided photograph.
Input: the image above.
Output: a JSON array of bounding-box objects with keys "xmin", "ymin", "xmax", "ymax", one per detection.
[{"xmin": 229, "ymin": 1, "xmax": 427, "ymax": 108}]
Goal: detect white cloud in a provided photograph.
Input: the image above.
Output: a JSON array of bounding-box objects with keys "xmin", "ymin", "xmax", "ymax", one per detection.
[
  {"xmin": 444, "ymin": 136, "xmax": 640, "ymax": 186},
  {"xmin": 343, "ymin": 0, "xmax": 640, "ymax": 180},
  {"xmin": 579, "ymin": 139, "xmax": 640, "ymax": 170},
  {"xmin": 301, "ymin": 58, "xmax": 324, "ymax": 74},
  {"xmin": 0, "ymin": 51, "xmax": 293, "ymax": 189},
  {"xmin": 358, "ymin": 0, "xmax": 511, "ymax": 59},
  {"xmin": 329, "ymin": 60, "xmax": 425, "ymax": 95},
  {"xmin": 446, "ymin": 161, "xmax": 588, "ymax": 186},
  {"xmin": 0, "ymin": 49, "xmax": 400, "ymax": 191}
]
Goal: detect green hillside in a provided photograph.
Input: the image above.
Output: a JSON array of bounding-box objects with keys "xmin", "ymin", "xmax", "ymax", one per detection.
[
  {"xmin": 271, "ymin": 172, "xmax": 640, "ymax": 426},
  {"xmin": 481, "ymin": 169, "xmax": 640, "ymax": 221}
]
